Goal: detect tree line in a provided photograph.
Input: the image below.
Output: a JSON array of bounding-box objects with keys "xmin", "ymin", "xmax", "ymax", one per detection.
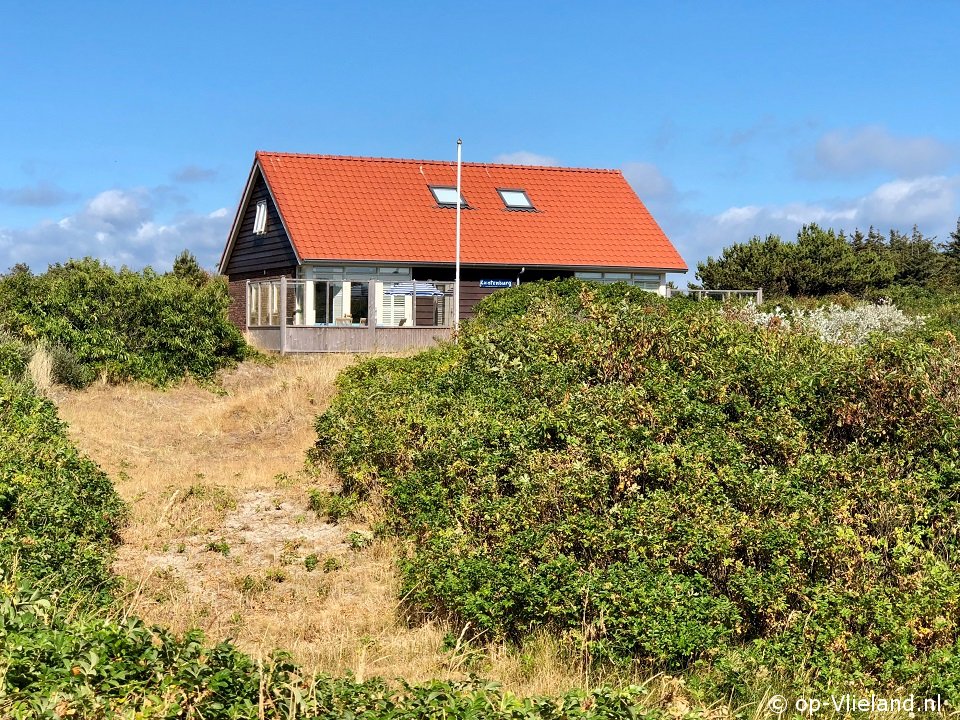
[{"xmin": 697, "ymin": 219, "xmax": 960, "ymax": 297}]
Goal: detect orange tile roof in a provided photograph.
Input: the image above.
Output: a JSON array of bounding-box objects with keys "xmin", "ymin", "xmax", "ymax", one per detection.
[{"xmin": 253, "ymin": 151, "xmax": 687, "ymax": 271}]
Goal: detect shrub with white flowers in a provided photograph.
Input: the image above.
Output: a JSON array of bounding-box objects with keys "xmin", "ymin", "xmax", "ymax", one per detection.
[{"xmin": 740, "ymin": 299, "xmax": 924, "ymax": 345}]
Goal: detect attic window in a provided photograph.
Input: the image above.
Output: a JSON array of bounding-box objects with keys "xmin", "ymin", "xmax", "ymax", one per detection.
[
  {"xmin": 497, "ymin": 188, "xmax": 535, "ymax": 210},
  {"xmin": 429, "ymin": 186, "xmax": 468, "ymax": 208},
  {"xmin": 253, "ymin": 200, "xmax": 268, "ymax": 234}
]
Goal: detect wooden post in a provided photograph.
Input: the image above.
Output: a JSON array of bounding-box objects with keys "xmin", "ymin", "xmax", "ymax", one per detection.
[
  {"xmin": 756, "ymin": 287, "xmax": 763, "ymax": 305},
  {"xmin": 280, "ymin": 275, "xmax": 287, "ymax": 355},
  {"xmin": 368, "ymin": 279, "xmax": 377, "ymax": 342}
]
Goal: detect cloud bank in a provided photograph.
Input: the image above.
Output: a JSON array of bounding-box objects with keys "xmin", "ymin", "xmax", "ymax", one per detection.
[{"xmin": 0, "ymin": 186, "xmax": 231, "ymax": 273}]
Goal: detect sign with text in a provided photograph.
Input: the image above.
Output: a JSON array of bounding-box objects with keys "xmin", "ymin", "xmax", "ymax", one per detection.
[{"xmin": 479, "ymin": 279, "xmax": 513, "ymax": 289}]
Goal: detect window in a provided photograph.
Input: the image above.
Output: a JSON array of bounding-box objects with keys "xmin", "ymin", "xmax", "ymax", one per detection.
[
  {"xmin": 632, "ymin": 273, "xmax": 662, "ymax": 292},
  {"xmin": 575, "ymin": 271, "xmax": 664, "ymax": 293},
  {"xmin": 253, "ymin": 200, "xmax": 267, "ymax": 234},
  {"xmin": 429, "ymin": 186, "xmax": 468, "ymax": 207},
  {"xmin": 497, "ymin": 188, "xmax": 535, "ymax": 210}
]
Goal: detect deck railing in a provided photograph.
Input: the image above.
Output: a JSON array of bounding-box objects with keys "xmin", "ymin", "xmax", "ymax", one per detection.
[
  {"xmin": 667, "ymin": 288, "xmax": 763, "ymax": 304},
  {"xmin": 245, "ymin": 277, "xmax": 454, "ymax": 354}
]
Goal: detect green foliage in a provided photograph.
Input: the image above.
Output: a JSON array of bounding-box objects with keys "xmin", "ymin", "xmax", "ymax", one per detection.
[
  {"xmin": 0, "ymin": 257, "xmax": 249, "ymax": 387},
  {"xmin": 697, "ymin": 222, "xmax": 949, "ymax": 297},
  {"xmin": 315, "ymin": 279, "xmax": 960, "ymax": 700},
  {"xmin": 308, "ymin": 488, "xmax": 359, "ymax": 522},
  {"xmin": 0, "ymin": 371, "xmax": 125, "ymax": 606},
  {"xmin": 169, "ymin": 249, "xmax": 210, "ymax": 288},
  {"xmin": 204, "ymin": 540, "xmax": 231, "ymax": 556},
  {"xmin": 0, "ymin": 333, "xmax": 31, "ymax": 381},
  {"xmin": 696, "ymin": 234, "xmax": 794, "ymax": 296},
  {"xmin": 0, "ymin": 584, "xmax": 663, "ymax": 719}
]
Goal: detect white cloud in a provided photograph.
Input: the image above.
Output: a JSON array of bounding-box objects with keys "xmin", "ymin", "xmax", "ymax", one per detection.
[
  {"xmin": 82, "ymin": 189, "xmax": 152, "ymax": 228},
  {"xmin": 804, "ymin": 125, "xmax": 955, "ymax": 179},
  {"xmin": 0, "ymin": 186, "xmax": 232, "ymax": 273},
  {"xmin": 622, "ymin": 162, "xmax": 678, "ymax": 201},
  {"xmin": 492, "ymin": 151, "xmax": 560, "ymax": 166}
]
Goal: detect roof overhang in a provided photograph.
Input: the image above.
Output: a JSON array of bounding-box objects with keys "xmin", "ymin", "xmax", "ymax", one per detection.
[{"xmin": 298, "ymin": 258, "xmax": 688, "ymax": 273}]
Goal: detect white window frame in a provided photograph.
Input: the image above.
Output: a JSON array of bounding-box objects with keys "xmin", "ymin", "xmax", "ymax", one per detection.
[{"xmin": 253, "ymin": 200, "xmax": 268, "ymax": 234}]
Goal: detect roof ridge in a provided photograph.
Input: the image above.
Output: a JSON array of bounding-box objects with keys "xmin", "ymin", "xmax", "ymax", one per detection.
[{"xmin": 255, "ymin": 150, "xmax": 621, "ymax": 174}]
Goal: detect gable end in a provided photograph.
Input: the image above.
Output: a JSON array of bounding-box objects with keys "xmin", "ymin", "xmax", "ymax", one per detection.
[{"xmin": 221, "ymin": 166, "xmax": 299, "ymax": 276}]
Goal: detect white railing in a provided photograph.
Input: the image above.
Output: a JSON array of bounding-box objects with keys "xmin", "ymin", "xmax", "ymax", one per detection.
[
  {"xmin": 245, "ymin": 277, "xmax": 456, "ymax": 354},
  {"xmin": 668, "ymin": 288, "xmax": 763, "ymax": 304}
]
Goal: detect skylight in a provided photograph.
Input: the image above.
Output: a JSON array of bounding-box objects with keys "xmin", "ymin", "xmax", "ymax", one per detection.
[
  {"xmin": 498, "ymin": 188, "xmax": 534, "ymax": 210},
  {"xmin": 429, "ymin": 186, "xmax": 468, "ymax": 207}
]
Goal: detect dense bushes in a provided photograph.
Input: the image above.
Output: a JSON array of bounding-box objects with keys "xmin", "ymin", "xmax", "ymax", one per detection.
[
  {"xmin": 697, "ymin": 222, "xmax": 956, "ymax": 297},
  {"xmin": 0, "ymin": 338, "xmax": 126, "ymax": 605},
  {"xmin": 0, "ymin": 258, "xmax": 248, "ymax": 386},
  {"xmin": 0, "ymin": 585, "xmax": 661, "ymax": 720},
  {"xmin": 315, "ymin": 279, "xmax": 960, "ymax": 699},
  {"xmin": 0, "ymin": 330, "xmax": 664, "ymax": 719}
]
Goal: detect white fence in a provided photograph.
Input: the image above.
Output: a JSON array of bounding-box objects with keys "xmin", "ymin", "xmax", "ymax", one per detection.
[{"xmin": 668, "ymin": 288, "xmax": 763, "ymax": 304}]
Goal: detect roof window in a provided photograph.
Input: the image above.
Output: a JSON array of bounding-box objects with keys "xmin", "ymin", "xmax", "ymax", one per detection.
[
  {"xmin": 429, "ymin": 186, "xmax": 468, "ymax": 207},
  {"xmin": 497, "ymin": 188, "xmax": 535, "ymax": 210},
  {"xmin": 253, "ymin": 200, "xmax": 268, "ymax": 234}
]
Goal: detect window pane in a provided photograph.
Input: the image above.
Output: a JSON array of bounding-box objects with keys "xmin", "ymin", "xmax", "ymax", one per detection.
[
  {"xmin": 430, "ymin": 186, "xmax": 466, "ymax": 206},
  {"xmin": 604, "ymin": 272, "xmax": 631, "ymax": 280},
  {"xmin": 499, "ymin": 189, "xmax": 533, "ymax": 208},
  {"xmin": 377, "ymin": 267, "xmax": 410, "ymax": 277},
  {"xmin": 575, "ymin": 272, "xmax": 603, "ymax": 280},
  {"xmin": 345, "ymin": 266, "xmax": 373, "ymax": 276}
]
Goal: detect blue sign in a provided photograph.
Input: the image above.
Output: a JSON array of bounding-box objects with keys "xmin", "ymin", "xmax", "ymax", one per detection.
[{"xmin": 480, "ymin": 279, "xmax": 512, "ymax": 289}]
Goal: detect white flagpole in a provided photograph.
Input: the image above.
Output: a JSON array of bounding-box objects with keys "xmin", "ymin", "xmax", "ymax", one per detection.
[{"xmin": 454, "ymin": 138, "xmax": 462, "ymax": 331}]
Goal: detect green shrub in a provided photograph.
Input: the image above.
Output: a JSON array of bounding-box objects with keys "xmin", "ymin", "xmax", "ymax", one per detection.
[
  {"xmin": 308, "ymin": 488, "xmax": 359, "ymax": 522},
  {"xmin": 0, "ymin": 258, "xmax": 249, "ymax": 387},
  {"xmin": 314, "ymin": 278, "xmax": 960, "ymax": 700},
  {"xmin": 0, "ymin": 583, "xmax": 664, "ymax": 719},
  {"xmin": 0, "ymin": 333, "xmax": 31, "ymax": 381},
  {"xmin": 0, "ymin": 374, "xmax": 125, "ymax": 605}
]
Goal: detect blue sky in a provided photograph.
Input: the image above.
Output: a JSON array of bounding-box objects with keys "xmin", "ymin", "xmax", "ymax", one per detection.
[{"xmin": 2, "ymin": 1, "xmax": 959, "ymax": 282}]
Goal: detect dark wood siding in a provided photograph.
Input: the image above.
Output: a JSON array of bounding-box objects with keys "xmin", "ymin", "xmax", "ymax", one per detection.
[
  {"xmin": 414, "ymin": 296, "xmax": 438, "ymax": 327},
  {"xmin": 412, "ymin": 265, "xmax": 574, "ymax": 320},
  {"xmin": 224, "ymin": 171, "xmax": 299, "ymax": 276}
]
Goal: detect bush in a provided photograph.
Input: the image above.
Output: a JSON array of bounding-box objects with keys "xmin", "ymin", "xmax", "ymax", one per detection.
[
  {"xmin": 0, "ymin": 333, "xmax": 31, "ymax": 381},
  {"xmin": 0, "ymin": 258, "xmax": 249, "ymax": 386},
  {"xmin": 0, "ymin": 584, "xmax": 663, "ymax": 720},
  {"xmin": 0, "ymin": 372, "xmax": 125, "ymax": 605},
  {"xmin": 314, "ymin": 279, "xmax": 960, "ymax": 700},
  {"xmin": 741, "ymin": 300, "xmax": 923, "ymax": 345}
]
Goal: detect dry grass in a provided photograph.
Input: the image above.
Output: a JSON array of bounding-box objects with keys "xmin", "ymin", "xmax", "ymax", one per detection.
[
  {"xmin": 53, "ymin": 354, "xmax": 636, "ymax": 698},
  {"xmin": 27, "ymin": 344, "xmax": 53, "ymax": 395}
]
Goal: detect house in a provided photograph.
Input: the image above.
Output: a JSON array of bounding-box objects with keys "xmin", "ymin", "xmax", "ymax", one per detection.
[{"xmin": 218, "ymin": 151, "xmax": 687, "ymax": 352}]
